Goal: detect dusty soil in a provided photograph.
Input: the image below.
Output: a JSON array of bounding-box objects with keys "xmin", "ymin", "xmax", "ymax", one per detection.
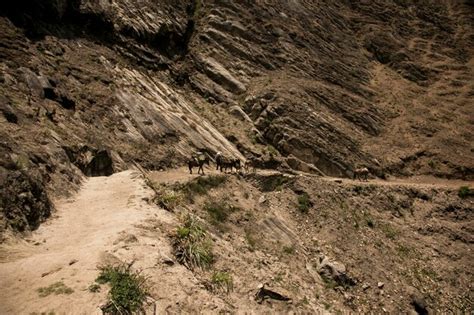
[
  {"xmin": 0, "ymin": 170, "xmax": 167, "ymax": 314},
  {"xmin": 2, "ymin": 165, "xmax": 471, "ymax": 313}
]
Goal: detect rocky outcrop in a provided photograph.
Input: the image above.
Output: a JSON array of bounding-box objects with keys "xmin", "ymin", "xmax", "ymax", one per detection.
[{"xmin": 0, "ymin": 0, "xmax": 472, "ymax": 238}]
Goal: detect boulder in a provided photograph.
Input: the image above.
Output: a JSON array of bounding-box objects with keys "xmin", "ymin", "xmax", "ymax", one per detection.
[
  {"xmin": 0, "ymin": 169, "xmax": 53, "ymax": 233},
  {"xmin": 317, "ymin": 255, "xmax": 355, "ymax": 288}
]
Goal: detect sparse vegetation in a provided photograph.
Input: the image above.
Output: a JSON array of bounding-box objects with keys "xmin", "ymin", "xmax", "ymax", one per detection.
[
  {"xmin": 37, "ymin": 282, "xmax": 74, "ymax": 297},
  {"xmin": 458, "ymin": 186, "xmax": 472, "ymax": 199},
  {"xmin": 95, "ymin": 264, "xmax": 149, "ymax": 315},
  {"xmin": 396, "ymin": 244, "xmax": 415, "ymax": 259},
  {"xmin": 428, "ymin": 160, "xmax": 436, "ymax": 168},
  {"xmin": 173, "ymin": 215, "xmax": 214, "ymax": 269},
  {"xmin": 209, "ymin": 271, "xmax": 233, "ymax": 293},
  {"xmin": 178, "ymin": 175, "xmax": 227, "ymax": 202},
  {"xmin": 297, "ymin": 192, "xmax": 312, "ymax": 213},
  {"xmin": 245, "ymin": 228, "xmax": 257, "ymax": 251},
  {"xmin": 13, "ymin": 153, "xmax": 30, "ymax": 170},
  {"xmin": 154, "ymin": 188, "xmax": 182, "ymax": 211},
  {"xmin": 259, "ymin": 175, "xmax": 290, "ymax": 192},
  {"xmin": 267, "ymin": 145, "xmax": 278, "ymax": 157},
  {"xmin": 204, "ymin": 199, "xmax": 239, "ymax": 224},
  {"xmin": 381, "ymin": 223, "xmax": 399, "ymax": 239},
  {"xmin": 282, "ymin": 245, "xmax": 295, "ymax": 255}
]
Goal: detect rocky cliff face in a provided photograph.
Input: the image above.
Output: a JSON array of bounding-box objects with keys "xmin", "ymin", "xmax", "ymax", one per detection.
[{"xmin": 0, "ymin": 0, "xmax": 472, "ymax": 234}]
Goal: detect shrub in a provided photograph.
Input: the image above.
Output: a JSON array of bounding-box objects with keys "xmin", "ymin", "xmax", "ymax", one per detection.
[
  {"xmin": 173, "ymin": 215, "xmax": 214, "ymax": 269},
  {"xmin": 209, "ymin": 271, "xmax": 233, "ymax": 293},
  {"xmin": 458, "ymin": 186, "xmax": 473, "ymax": 199},
  {"xmin": 267, "ymin": 145, "xmax": 279, "ymax": 157},
  {"xmin": 155, "ymin": 189, "xmax": 182, "ymax": 211},
  {"xmin": 96, "ymin": 264, "xmax": 148, "ymax": 315},
  {"xmin": 282, "ymin": 245, "xmax": 295, "ymax": 255},
  {"xmin": 297, "ymin": 192, "xmax": 312, "ymax": 213}
]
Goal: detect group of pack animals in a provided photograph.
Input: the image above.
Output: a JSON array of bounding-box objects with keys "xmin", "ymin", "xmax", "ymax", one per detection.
[
  {"xmin": 188, "ymin": 152, "xmax": 371, "ymax": 181},
  {"xmin": 187, "ymin": 152, "xmax": 257, "ymax": 175}
]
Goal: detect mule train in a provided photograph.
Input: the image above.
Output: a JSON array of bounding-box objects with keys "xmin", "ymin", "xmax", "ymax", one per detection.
[
  {"xmin": 188, "ymin": 151, "xmax": 260, "ymax": 175},
  {"xmin": 215, "ymin": 152, "xmax": 241, "ymax": 173}
]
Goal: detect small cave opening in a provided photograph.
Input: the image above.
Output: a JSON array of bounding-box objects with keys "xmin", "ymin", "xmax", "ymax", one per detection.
[{"xmin": 64, "ymin": 146, "xmax": 114, "ymax": 177}]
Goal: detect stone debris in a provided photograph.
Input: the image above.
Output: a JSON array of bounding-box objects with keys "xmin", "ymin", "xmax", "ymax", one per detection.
[{"xmin": 255, "ymin": 283, "xmax": 291, "ymax": 304}]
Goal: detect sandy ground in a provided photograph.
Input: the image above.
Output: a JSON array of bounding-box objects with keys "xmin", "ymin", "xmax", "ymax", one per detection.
[{"xmin": 0, "ymin": 170, "xmax": 159, "ymax": 314}]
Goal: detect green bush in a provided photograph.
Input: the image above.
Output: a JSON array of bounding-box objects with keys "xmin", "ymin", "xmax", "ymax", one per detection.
[
  {"xmin": 210, "ymin": 271, "xmax": 233, "ymax": 293},
  {"xmin": 173, "ymin": 215, "xmax": 214, "ymax": 269},
  {"xmin": 297, "ymin": 192, "xmax": 312, "ymax": 213},
  {"xmin": 458, "ymin": 186, "xmax": 473, "ymax": 199},
  {"xmin": 96, "ymin": 264, "xmax": 148, "ymax": 315}
]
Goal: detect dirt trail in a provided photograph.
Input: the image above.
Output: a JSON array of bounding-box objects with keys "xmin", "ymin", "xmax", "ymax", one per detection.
[
  {"xmin": 325, "ymin": 175, "xmax": 473, "ymax": 190},
  {"xmin": 0, "ymin": 170, "xmax": 167, "ymax": 315}
]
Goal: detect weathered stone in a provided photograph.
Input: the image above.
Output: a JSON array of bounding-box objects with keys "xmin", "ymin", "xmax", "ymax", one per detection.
[
  {"xmin": 198, "ymin": 56, "xmax": 246, "ymax": 94},
  {"xmin": 317, "ymin": 255, "xmax": 355, "ymax": 288},
  {"xmin": 229, "ymin": 105, "xmax": 252, "ymax": 123}
]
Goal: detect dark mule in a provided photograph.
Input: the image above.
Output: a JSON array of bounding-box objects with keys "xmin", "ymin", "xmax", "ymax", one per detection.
[
  {"xmin": 215, "ymin": 152, "xmax": 223, "ymax": 170},
  {"xmin": 219, "ymin": 157, "xmax": 241, "ymax": 173},
  {"xmin": 243, "ymin": 156, "xmax": 258, "ymax": 173},
  {"xmin": 353, "ymin": 167, "xmax": 369, "ymax": 181},
  {"xmin": 188, "ymin": 156, "xmax": 210, "ymax": 175}
]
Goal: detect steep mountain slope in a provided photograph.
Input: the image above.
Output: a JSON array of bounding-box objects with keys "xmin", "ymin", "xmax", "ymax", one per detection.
[
  {"xmin": 0, "ymin": 1, "xmax": 473, "ymax": 313},
  {"xmin": 0, "ymin": 0, "xmax": 472, "ymax": 244}
]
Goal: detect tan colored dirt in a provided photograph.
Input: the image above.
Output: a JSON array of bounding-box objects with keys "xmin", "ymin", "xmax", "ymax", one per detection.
[{"xmin": 0, "ymin": 170, "xmax": 161, "ymax": 314}]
